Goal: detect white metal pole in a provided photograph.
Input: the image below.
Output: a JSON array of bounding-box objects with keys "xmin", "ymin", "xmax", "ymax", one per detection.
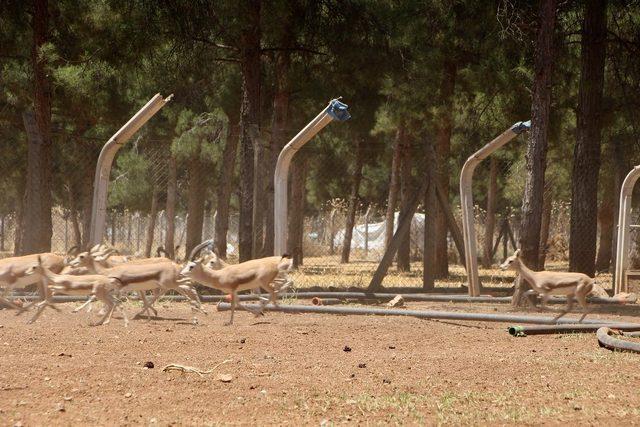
[
  {"xmin": 459, "ymin": 121, "xmax": 530, "ymax": 296},
  {"xmin": 89, "ymin": 93, "xmax": 173, "ymax": 246},
  {"xmin": 273, "ymin": 99, "xmax": 350, "ymax": 256},
  {"xmin": 614, "ymin": 165, "xmax": 640, "ymax": 294}
]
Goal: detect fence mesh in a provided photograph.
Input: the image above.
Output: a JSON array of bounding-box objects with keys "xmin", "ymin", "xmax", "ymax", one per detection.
[{"xmin": 0, "ymin": 128, "xmax": 628, "ymax": 294}]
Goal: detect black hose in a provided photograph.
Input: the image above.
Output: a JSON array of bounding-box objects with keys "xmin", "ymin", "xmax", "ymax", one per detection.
[
  {"xmin": 508, "ymin": 324, "xmax": 640, "ymax": 336},
  {"xmin": 216, "ymin": 302, "xmax": 636, "ymax": 326},
  {"xmin": 597, "ymin": 327, "xmax": 640, "ymax": 353}
]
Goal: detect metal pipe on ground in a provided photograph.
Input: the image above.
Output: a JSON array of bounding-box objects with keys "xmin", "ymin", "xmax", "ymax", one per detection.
[
  {"xmin": 216, "ymin": 302, "xmax": 637, "ymax": 326},
  {"xmin": 597, "ymin": 327, "xmax": 640, "ymax": 353},
  {"xmin": 14, "ymin": 292, "xmax": 631, "ymax": 305},
  {"xmin": 508, "ymin": 324, "xmax": 640, "ymax": 336}
]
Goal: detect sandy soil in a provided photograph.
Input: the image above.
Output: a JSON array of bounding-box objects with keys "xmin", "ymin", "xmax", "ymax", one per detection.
[{"xmin": 1, "ymin": 300, "xmax": 640, "ymax": 426}]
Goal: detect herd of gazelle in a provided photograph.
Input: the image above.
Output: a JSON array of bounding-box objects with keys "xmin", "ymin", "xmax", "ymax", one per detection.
[
  {"xmin": 0, "ymin": 244, "xmax": 596, "ymax": 325},
  {"xmin": 0, "ymin": 244, "xmax": 292, "ymax": 326}
]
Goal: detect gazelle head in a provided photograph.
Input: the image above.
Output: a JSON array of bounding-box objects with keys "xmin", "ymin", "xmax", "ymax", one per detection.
[
  {"xmin": 278, "ymin": 254, "xmax": 293, "ymax": 272},
  {"xmin": 500, "ymin": 249, "xmax": 521, "ymax": 271},
  {"xmin": 204, "ymin": 252, "xmax": 228, "ymax": 270},
  {"xmin": 180, "ymin": 258, "xmax": 205, "ymax": 277}
]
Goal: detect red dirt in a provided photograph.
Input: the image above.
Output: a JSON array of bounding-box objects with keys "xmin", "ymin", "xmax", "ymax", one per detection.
[{"xmin": 1, "ymin": 301, "xmax": 640, "ymax": 425}]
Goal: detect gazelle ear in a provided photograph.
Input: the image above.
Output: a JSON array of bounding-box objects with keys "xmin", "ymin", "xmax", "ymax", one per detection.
[
  {"xmin": 90, "ymin": 244, "xmax": 101, "ymax": 253},
  {"xmin": 514, "ymin": 249, "xmax": 521, "ymax": 257}
]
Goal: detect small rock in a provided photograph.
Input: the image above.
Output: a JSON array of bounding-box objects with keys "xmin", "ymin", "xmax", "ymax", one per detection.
[
  {"xmin": 387, "ymin": 295, "xmax": 404, "ymax": 307},
  {"xmin": 343, "ymin": 346, "xmax": 352, "ymax": 352},
  {"xmin": 44, "ymin": 377, "xmax": 51, "ymax": 382},
  {"xmin": 58, "ymin": 353, "xmax": 72, "ymax": 357},
  {"xmin": 149, "ymin": 418, "xmax": 158, "ymax": 424},
  {"xmin": 13, "ymin": 421, "xmax": 23, "ymax": 427},
  {"xmin": 239, "ymin": 338, "xmax": 246, "ymax": 344},
  {"xmin": 56, "ymin": 403, "xmax": 65, "ymax": 412},
  {"xmin": 574, "ymin": 404, "xmax": 582, "ymax": 411},
  {"xmin": 217, "ymin": 374, "xmax": 233, "ymax": 383},
  {"xmin": 124, "ymin": 392, "xmax": 132, "ymax": 398},
  {"xmin": 350, "ymin": 374, "xmax": 356, "ymax": 378},
  {"xmin": 358, "ymin": 363, "xmax": 367, "ymax": 368},
  {"xmin": 63, "ymin": 396, "xmax": 72, "ymax": 402},
  {"xmin": 388, "ymin": 345, "xmax": 395, "ymax": 349},
  {"xmin": 383, "ymin": 379, "xmax": 391, "ymax": 385},
  {"xmin": 143, "ymin": 361, "xmax": 154, "ymax": 369},
  {"xmin": 260, "ymin": 389, "xmax": 267, "ymax": 395}
]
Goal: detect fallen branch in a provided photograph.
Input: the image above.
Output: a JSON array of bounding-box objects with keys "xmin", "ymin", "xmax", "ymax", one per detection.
[{"xmin": 162, "ymin": 359, "xmax": 231, "ymax": 377}]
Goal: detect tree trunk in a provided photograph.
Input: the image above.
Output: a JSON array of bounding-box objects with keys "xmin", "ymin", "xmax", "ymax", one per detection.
[
  {"xmin": 288, "ymin": 156, "xmax": 307, "ymax": 268},
  {"xmin": 482, "ymin": 157, "xmax": 498, "ymax": 268},
  {"xmin": 185, "ymin": 155, "xmax": 206, "ymax": 257},
  {"xmin": 0, "ymin": 215, "xmax": 5, "ymax": 252},
  {"xmin": 610, "ymin": 138, "xmax": 627, "ymax": 276},
  {"xmin": 434, "ymin": 60, "xmax": 457, "ymax": 278},
  {"xmin": 595, "ymin": 165, "xmax": 614, "ymax": 271},
  {"xmin": 341, "ymin": 136, "xmax": 365, "ymax": 263},
  {"xmin": 538, "ymin": 184, "xmax": 553, "ymax": 267},
  {"xmin": 423, "ymin": 142, "xmax": 437, "ymax": 290},
  {"xmin": 515, "ymin": 0, "xmax": 557, "ymax": 306},
  {"xmin": 21, "ymin": 0, "xmax": 53, "ymax": 254},
  {"xmin": 397, "ymin": 132, "xmax": 412, "ymax": 272},
  {"xmin": 264, "ymin": 43, "xmax": 292, "ymax": 257},
  {"xmin": 385, "ymin": 125, "xmax": 403, "ymax": 249},
  {"xmin": 165, "ymin": 155, "xmax": 177, "ymax": 259},
  {"xmin": 214, "ymin": 118, "xmax": 240, "ymax": 259},
  {"xmin": 569, "ymin": 0, "xmax": 607, "ymax": 276},
  {"xmin": 238, "ymin": 0, "xmax": 261, "ymax": 262},
  {"xmin": 145, "ymin": 190, "xmax": 159, "ymax": 258}
]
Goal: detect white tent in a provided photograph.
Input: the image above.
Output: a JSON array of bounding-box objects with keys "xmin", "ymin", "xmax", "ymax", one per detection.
[{"xmin": 333, "ymin": 212, "xmax": 425, "ymax": 255}]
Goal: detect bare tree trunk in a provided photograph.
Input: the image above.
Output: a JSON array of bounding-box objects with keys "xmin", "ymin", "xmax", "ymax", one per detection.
[
  {"xmin": 538, "ymin": 185, "xmax": 553, "ymax": 267},
  {"xmin": 434, "ymin": 60, "xmax": 457, "ymax": 278},
  {"xmin": 145, "ymin": 190, "xmax": 159, "ymax": 258},
  {"xmin": 288, "ymin": 157, "xmax": 307, "ymax": 267},
  {"xmin": 610, "ymin": 138, "xmax": 627, "ymax": 276},
  {"xmin": 385, "ymin": 125, "xmax": 403, "ymax": 249},
  {"xmin": 341, "ymin": 136, "xmax": 365, "ymax": 263},
  {"xmin": 165, "ymin": 155, "xmax": 177, "ymax": 259},
  {"xmin": 0, "ymin": 214, "xmax": 5, "ymax": 252},
  {"xmin": 214, "ymin": 118, "xmax": 240, "ymax": 259},
  {"xmin": 264, "ymin": 39, "xmax": 292, "ymax": 257},
  {"xmin": 482, "ymin": 157, "xmax": 498, "ymax": 268},
  {"xmin": 185, "ymin": 155, "xmax": 206, "ymax": 257},
  {"xmin": 515, "ymin": 0, "xmax": 558, "ymax": 306},
  {"xmin": 595, "ymin": 166, "xmax": 614, "ymax": 271},
  {"xmin": 569, "ymin": 0, "xmax": 607, "ymax": 276},
  {"xmin": 397, "ymin": 133, "xmax": 412, "ymax": 272},
  {"xmin": 238, "ymin": 0, "xmax": 261, "ymax": 262},
  {"xmin": 423, "ymin": 141, "xmax": 437, "ymax": 290},
  {"xmin": 21, "ymin": 0, "xmax": 53, "ymax": 254}
]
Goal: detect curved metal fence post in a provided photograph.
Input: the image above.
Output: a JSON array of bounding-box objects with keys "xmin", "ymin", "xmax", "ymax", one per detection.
[
  {"xmin": 89, "ymin": 93, "xmax": 173, "ymax": 246},
  {"xmin": 459, "ymin": 120, "xmax": 530, "ymax": 296},
  {"xmin": 273, "ymin": 99, "xmax": 350, "ymax": 256},
  {"xmin": 614, "ymin": 165, "xmax": 640, "ymax": 294}
]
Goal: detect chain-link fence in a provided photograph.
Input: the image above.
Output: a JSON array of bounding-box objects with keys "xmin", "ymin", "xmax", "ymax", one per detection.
[{"xmin": 0, "ymin": 126, "xmax": 627, "ymax": 295}]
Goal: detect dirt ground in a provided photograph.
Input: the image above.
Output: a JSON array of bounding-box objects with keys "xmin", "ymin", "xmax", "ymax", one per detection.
[{"xmin": 2, "ymin": 300, "xmax": 640, "ymax": 426}]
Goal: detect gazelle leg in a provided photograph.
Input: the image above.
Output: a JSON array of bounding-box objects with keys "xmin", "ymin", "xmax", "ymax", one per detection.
[
  {"xmin": 27, "ymin": 300, "xmax": 51, "ymax": 324},
  {"xmin": 225, "ymin": 290, "xmax": 238, "ymax": 326},
  {"xmin": 0, "ymin": 295, "xmax": 26, "ymax": 312},
  {"xmin": 73, "ymin": 296, "xmax": 96, "ymax": 313},
  {"xmin": 176, "ymin": 285, "xmax": 207, "ymax": 316},
  {"xmin": 553, "ymin": 296, "xmax": 574, "ymax": 323},
  {"xmin": 576, "ymin": 291, "xmax": 590, "ymax": 323},
  {"xmin": 521, "ymin": 289, "xmax": 540, "ymax": 309}
]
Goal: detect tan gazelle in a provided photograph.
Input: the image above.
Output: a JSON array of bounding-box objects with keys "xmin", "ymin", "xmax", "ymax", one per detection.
[
  {"xmin": 500, "ymin": 249, "xmax": 594, "ymax": 322},
  {"xmin": 181, "ymin": 254, "xmax": 293, "ymax": 325}
]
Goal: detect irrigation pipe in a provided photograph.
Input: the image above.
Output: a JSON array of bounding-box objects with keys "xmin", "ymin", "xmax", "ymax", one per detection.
[
  {"xmin": 508, "ymin": 324, "xmax": 640, "ymax": 336},
  {"xmin": 12, "ymin": 292, "xmax": 631, "ymax": 306},
  {"xmin": 11, "ymin": 292, "xmax": 632, "ymax": 306},
  {"xmin": 597, "ymin": 327, "xmax": 640, "ymax": 353},
  {"xmin": 216, "ymin": 302, "xmax": 634, "ymax": 326}
]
